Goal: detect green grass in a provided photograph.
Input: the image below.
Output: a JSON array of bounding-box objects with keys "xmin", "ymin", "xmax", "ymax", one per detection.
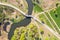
[
  {"xmin": 10, "ymin": 15, "xmax": 24, "ymax": 23},
  {"xmin": 33, "ymin": 3, "xmax": 43, "ymax": 13},
  {"xmin": 39, "ymin": 14, "xmax": 53, "ymax": 29},
  {"xmin": 50, "ymin": 6, "xmax": 60, "ymax": 28}
]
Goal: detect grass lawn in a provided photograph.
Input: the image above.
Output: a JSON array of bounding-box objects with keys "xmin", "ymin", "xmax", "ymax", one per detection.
[
  {"xmin": 38, "ymin": 14, "xmax": 53, "ymax": 29},
  {"xmin": 50, "ymin": 6, "xmax": 60, "ymax": 28},
  {"xmin": 33, "ymin": 3, "xmax": 43, "ymax": 13}
]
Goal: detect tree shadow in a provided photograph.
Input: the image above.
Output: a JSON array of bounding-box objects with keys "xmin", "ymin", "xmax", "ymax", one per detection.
[
  {"xmin": 8, "ymin": 18, "xmax": 31, "ymax": 40},
  {"xmin": 3, "ymin": 22, "xmax": 10, "ymax": 32}
]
